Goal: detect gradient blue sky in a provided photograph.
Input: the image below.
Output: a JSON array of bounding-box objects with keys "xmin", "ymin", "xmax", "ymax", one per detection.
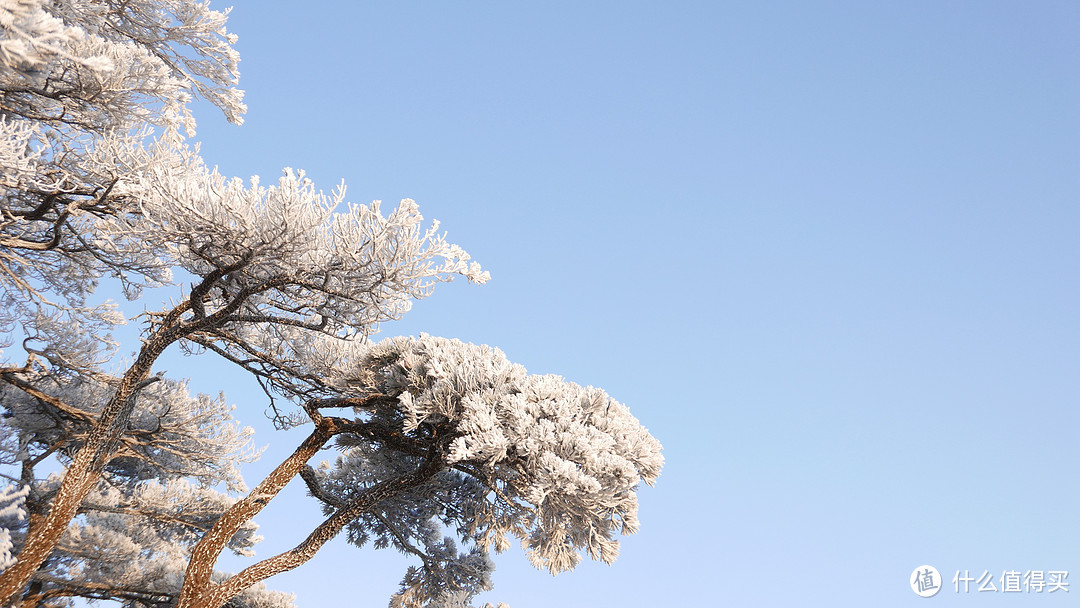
[{"xmin": 145, "ymin": 1, "xmax": 1080, "ymax": 606}]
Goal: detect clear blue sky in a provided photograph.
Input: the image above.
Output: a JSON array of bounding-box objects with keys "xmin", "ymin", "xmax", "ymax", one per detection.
[{"xmin": 150, "ymin": 1, "xmax": 1080, "ymax": 606}]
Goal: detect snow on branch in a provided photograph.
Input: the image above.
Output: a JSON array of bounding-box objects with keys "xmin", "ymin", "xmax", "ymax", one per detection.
[
  {"xmin": 304, "ymin": 335, "xmax": 663, "ymax": 606},
  {"xmin": 122, "ymin": 156, "xmax": 488, "ymax": 404},
  {"xmin": 0, "ymin": 0, "xmax": 243, "ymax": 131}
]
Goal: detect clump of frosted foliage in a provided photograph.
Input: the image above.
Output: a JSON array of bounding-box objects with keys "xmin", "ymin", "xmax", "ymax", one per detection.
[
  {"xmin": 0, "ymin": 0, "xmax": 111, "ymax": 73},
  {"xmin": 0, "ymin": 485, "xmax": 28, "ymax": 571},
  {"xmin": 0, "ymin": 0, "xmax": 243, "ymax": 132},
  {"xmin": 127, "ymin": 162, "xmax": 488, "ymax": 330},
  {"xmin": 57, "ymin": 480, "xmax": 294, "ymax": 606},
  {"xmin": 341, "ymin": 335, "xmax": 663, "ymax": 578}
]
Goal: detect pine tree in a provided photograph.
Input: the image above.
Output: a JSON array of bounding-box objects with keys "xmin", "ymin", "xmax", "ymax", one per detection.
[{"xmin": 0, "ymin": 2, "xmax": 662, "ymax": 607}]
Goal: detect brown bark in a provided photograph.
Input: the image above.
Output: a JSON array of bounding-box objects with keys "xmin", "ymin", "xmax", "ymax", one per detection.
[
  {"xmin": 176, "ymin": 419, "xmax": 337, "ymax": 608},
  {"xmin": 189, "ymin": 458, "xmax": 441, "ymax": 608},
  {"xmin": 0, "ymin": 261, "xmax": 252, "ymax": 605},
  {"xmin": 0, "ymin": 326, "xmax": 178, "ymax": 605},
  {"xmin": 24, "ymin": 573, "xmax": 176, "ymax": 606},
  {"xmin": 177, "ymin": 400, "xmax": 406, "ymax": 608},
  {"xmin": 16, "ymin": 581, "xmax": 42, "ymax": 608}
]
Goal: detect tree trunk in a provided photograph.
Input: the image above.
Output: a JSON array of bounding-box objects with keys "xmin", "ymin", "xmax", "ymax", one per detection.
[
  {"xmin": 0, "ymin": 264, "xmax": 250, "ymax": 605},
  {"xmin": 0, "ymin": 329, "xmax": 176, "ymax": 605}
]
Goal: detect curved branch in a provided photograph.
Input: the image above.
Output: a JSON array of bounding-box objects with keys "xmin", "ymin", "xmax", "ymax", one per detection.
[
  {"xmin": 176, "ymin": 411, "xmax": 357, "ymax": 608},
  {"xmin": 195, "ymin": 457, "xmax": 443, "ymax": 608}
]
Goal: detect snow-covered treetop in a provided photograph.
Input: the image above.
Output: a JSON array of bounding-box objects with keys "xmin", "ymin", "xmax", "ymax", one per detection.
[
  {"xmin": 118, "ymin": 155, "xmax": 490, "ymax": 413},
  {"xmin": 309, "ymin": 335, "xmax": 663, "ymax": 605},
  {"xmin": 131, "ymin": 159, "xmax": 489, "ymax": 321}
]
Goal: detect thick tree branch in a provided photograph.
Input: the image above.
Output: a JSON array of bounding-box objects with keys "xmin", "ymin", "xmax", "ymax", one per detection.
[
  {"xmin": 194, "ymin": 457, "xmax": 443, "ymax": 608},
  {"xmin": 175, "ymin": 414, "xmax": 339, "ymax": 608}
]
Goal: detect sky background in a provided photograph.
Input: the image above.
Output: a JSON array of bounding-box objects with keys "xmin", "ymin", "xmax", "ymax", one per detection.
[{"xmin": 129, "ymin": 1, "xmax": 1080, "ymax": 606}]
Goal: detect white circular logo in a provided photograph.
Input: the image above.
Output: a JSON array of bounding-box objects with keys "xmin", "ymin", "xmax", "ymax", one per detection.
[{"xmin": 911, "ymin": 565, "xmax": 942, "ymax": 597}]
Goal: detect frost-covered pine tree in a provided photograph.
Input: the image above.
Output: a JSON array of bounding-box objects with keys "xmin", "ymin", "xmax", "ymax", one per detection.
[
  {"xmin": 174, "ymin": 335, "xmax": 662, "ymax": 608},
  {"xmin": 0, "ymin": 1, "xmax": 662, "ymax": 607}
]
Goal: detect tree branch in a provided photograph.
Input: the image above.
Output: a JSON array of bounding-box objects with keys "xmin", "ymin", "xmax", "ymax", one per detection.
[
  {"xmin": 176, "ymin": 413, "xmax": 343, "ymax": 608},
  {"xmin": 195, "ymin": 457, "xmax": 443, "ymax": 608}
]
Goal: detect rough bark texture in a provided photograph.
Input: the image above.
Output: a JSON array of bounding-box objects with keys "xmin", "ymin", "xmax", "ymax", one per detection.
[
  {"xmin": 0, "ymin": 265, "xmax": 246, "ymax": 605},
  {"xmin": 176, "ymin": 420, "xmax": 336, "ymax": 608},
  {"xmin": 178, "ymin": 398, "xmax": 431, "ymax": 608},
  {"xmin": 0, "ymin": 326, "xmax": 177, "ymax": 605},
  {"xmin": 190, "ymin": 460, "xmax": 441, "ymax": 608}
]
